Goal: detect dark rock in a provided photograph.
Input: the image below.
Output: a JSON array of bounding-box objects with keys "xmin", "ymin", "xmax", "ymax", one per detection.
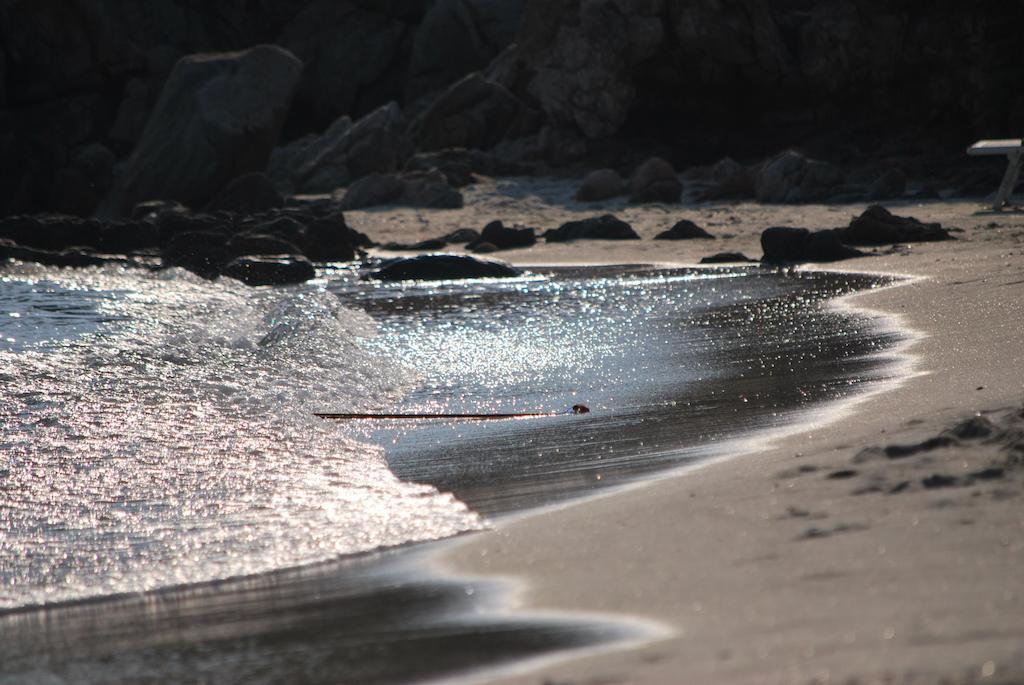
[
  {"xmin": 470, "ymin": 241, "xmax": 499, "ymax": 254},
  {"xmin": 405, "ymin": 152, "xmax": 476, "ymax": 187},
  {"xmin": 922, "ymin": 474, "xmax": 959, "ymax": 489},
  {"xmin": 222, "ymin": 256, "xmax": 315, "ymax": 286},
  {"xmin": 49, "ymin": 167, "xmax": 101, "ymax": 218},
  {"xmin": 207, "ymin": 173, "xmax": 283, "ymax": 214},
  {"xmin": 267, "ymin": 131, "xmax": 331, "ymax": 194},
  {"xmin": 100, "ymin": 45, "xmax": 303, "ymax": 218},
  {"xmin": 381, "ymin": 239, "xmax": 448, "ymax": 251},
  {"xmin": 253, "ymin": 216, "xmax": 307, "ymax": 246},
  {"xmin": 161, "ymin": 230, "xmax": 229, "ymax": 279},
  {"xmin": 443, "ymin": 228, "xmax": 481, "ymax": 243},
  {"xmin": 410, "ymin": 72, "xmax": 540, "ymax": 152},
  {"xmin": 696, "ymin": 158, "xmax": 756, "ymax": 201},
  {"xmin": 278, "ymin": 2, "xmax": 428, "ymax": 130},
  {"xmin": 98, "ymin": 221, "xmax": 161, "ymax": 253},
  {"xmin": 501, "ymin": 0, "xmax": 665, "ymax": 138},
  {"xmin": 406, "ymin": 0, "xmax": 523, "ymax": 102},
  {"xmin": 755, "ymin": 150, "xmax": 845, "ymax": 203},
  {"xmin": 699, "ymin": 252, "xmax": 756, "ymax": 264},
  {"xmin": 0, "ymin": 239, "xmax": 110, "ymax": 268},
  {"xmin": 294, "ymin": 102, "xmax": 412, "ymax": 193},
  {"xmin": 949, "ymin": 416, "xmax": 997, "ymax": 440},
  {"xmin": 303, "ymin": 216, "xmax": 356, "ymax": 262},
  {"xmin": 467, "ymin": 220, "xmax": 536, "ymax": 251},
  {"xmin": 367, "ymin": 254, "xmax": 522, "ymax": 281},
  {"xmin": 545, "ymin": 215, "xmax": 639, "ymax": 242},
  {"xmin": 339, "ymin": 169, "xmax": 463, "ymax": 210},
  {"xmin": 109, "ymin": 78, "xmax": 157, "ymax": 148},
  {"xmin": 226, "ymin": 233, "xmax": 302, "ymax": 259},
  {"xmin": 761, "ymin": 226, "xmax": 865, "ymax": 263},
  {"xmin": 339, "ymin": 173, "xmax": 405, "ymax": 210},
  {"xmin": 838, "ymin": 205, "xmax": 952, "ymax": 245},
  {"xmin": 655, "ymin": 220, "xmax": 714, "ymax": 240},
  {"xmin": 51, "ymin": 143, "xmax": 117, "ymax": 216},
  {"xmin": 0, "ymin": 215, "xmax": 101, "ymax": 251},
  {"xmin": 575, "ymin": 169, "xmax": 624, "ymax": 202},
  {"xmin": 156, "ymin": 212, "xmax": 229, "ymax": 243},
  {"xmin": 628, "ymin": 157, "xmax": 682, "ymax": 204},
  {"xmin": 397, "ymin": 168, "xmax": 464, "ymax": 208},
  {"xmin": 132, "ymin": 200, "xmax": 188, "ymax": 221},
  {"xmin": 869, "ymin": 168, "xmax": 907, "ymax": 200}
]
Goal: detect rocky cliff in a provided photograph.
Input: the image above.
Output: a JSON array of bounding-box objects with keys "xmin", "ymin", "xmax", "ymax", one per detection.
[{"xmin": 1, "ymin": 0, "xmax": 1020, "ymax": 216}]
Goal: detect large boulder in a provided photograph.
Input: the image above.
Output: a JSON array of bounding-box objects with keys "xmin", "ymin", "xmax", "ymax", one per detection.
[
  {"xmin": 410, "ymin": 72, "xmax": 540, "ymax": 152},
  {"xmin": 277, "ymin": 1, "xmax": 428, "ymax": 130},
  {"xmin": 755, "ymin": 150, "xmax": 845, "ymax": 203},
  {"xmin": 406, "ymin": 0, "xmax": 524, "ymax": 102},
  {"xmin": 367, "ymin": 254, "xmax": 522, "ymax": 281},
  {"xmin": 544, "ymin": 214, "xmax": 639, "ymax": 242},
  {"xmin": 99, "ymin": 46, "xmax": 302, "ymax": 218},
  {"xmin": 628, "ymin": 157, "xmax": 683, "ymax": 204},
  {"xmin": 293, "ymin": 102, "xmax": 412, "ymax": 193},
  {"xmin": 760, "ymin": 226, "xmax": 865, "ymax": 263},
  {"xmin": 222, "ymin": 256, "xmax": 316, "ymax": 286},
  {"xmin": 837, "ymin": 205, "xmax": 952, "ymax": 245},
  {"xmin": 505, "ymin": 0, "xmax": 666, "ymax": 138},
  {"xmin": 303, "ymin": 216, "xmax": 357, "ymax": 262},
  {"xmin": 338, "ymin": 173, "xmax": 405, "ymax": 210},
  {"xmin": 575, "ymin": 169, "xmax": 625, "ymax": 202}
]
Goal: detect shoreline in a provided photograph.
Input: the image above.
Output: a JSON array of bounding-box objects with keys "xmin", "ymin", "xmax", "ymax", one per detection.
[
  {"xmin": 428, "ymin": 201, "xmax": 1024, "ymax": 683},
  {"xmin": 2, "ymin": 178, "xmax": 1021, "ymax": 682}
]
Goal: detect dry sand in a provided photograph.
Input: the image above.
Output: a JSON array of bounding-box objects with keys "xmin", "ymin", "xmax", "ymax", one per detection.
[{"xmin": 347, "ymin": 179, "xmax": 1024, "ymax": 684}]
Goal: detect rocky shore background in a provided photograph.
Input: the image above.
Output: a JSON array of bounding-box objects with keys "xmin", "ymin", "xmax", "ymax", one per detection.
[{"xmin": 1, "ymin": 1, "xmax": 1022, "ymax": 282}]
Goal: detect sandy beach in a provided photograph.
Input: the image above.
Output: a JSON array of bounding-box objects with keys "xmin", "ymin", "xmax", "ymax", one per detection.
[{"xmin": 345, "ymin": 181, "xmax": 1024, "ymax": 684}]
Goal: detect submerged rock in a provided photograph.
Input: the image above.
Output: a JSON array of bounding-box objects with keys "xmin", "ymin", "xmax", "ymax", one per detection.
[
  {"xmin": 654, "ymin": 219, "xmax": 714, "ymax": 240},
  {"xmin": 367, "ymin": 254, "xmax": 522, "ymax": 281},
  {"xmin": 222, "ymin": 255, "xmax": 315, "ymax": 286},
  {"xmin": 161, "ymin": 230, "xmax": 229, "ymax": 279},
  {"xmin": 545, "ymin": 215, "xmax": 639, "ymax": 242}
]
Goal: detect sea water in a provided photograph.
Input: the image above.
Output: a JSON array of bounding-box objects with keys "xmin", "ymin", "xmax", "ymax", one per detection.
[{"xmin": 0, "ymin": 260, "xmax": 902, "ymax": 682}]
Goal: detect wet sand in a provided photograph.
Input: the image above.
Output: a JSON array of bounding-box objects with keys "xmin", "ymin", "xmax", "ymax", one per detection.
[{"xmin": 345, "ymin": 182, "xmax": 1024, "ymax": 684}]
